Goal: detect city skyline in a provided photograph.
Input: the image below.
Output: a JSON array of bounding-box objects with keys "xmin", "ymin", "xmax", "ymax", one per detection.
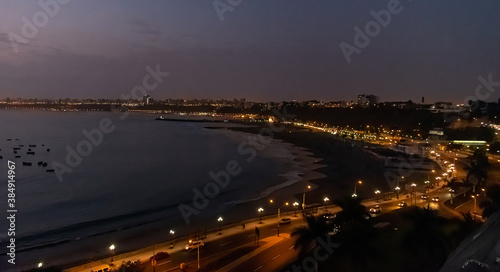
[{"xmin": 0, "ymin": 0, "xmax": 499, "ymax": 103}]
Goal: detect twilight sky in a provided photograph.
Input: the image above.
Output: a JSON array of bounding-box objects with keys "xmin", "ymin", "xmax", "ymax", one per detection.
[{"xmin": 0, "ymin": 0, "xmax": 499, "ymax": 103}]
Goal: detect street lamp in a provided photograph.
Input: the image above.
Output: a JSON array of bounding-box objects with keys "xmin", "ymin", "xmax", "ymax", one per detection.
[
  {"xmin": 109, "ymin": 244, "xmax": 115, "ymax": 263},
  {"xmin": 411, "ymin": 183, "xmax": 417, "ymax": 205},
  {"xmin": 395, "ymin": 186, "xmax": 400, "ymax": 199},
  {"xmin": 258, "ymin": 207, "xmax": 264, "ymax": 223},
  {"xmin": 449, "ymin": 189, "xmax": 455, "ymax": 205},
  {"xmin": 293, "ymin": 202, "xmax": 299, "ymax": 217},
  {"xmin": 352, "ymin": 180, "xmax": 362, "ymax": 198},
  {"xmin": 302, "ymin": 185, "xmax": 311, "ymax": 210},
  {"xmin": 374, "ymin": 190, "xmax": 381, "ymax": 202},
  {"xmin": 471, "ymin": 195, "xmax": 478, "ymax": 220},
  {"xmin": 271, "ymin": 200, "xmax": 289, "ymax": 237},
  {"xmin": 37, "ymin": 262, "xmax": 43, "ymax": 268},
  {"xmin": 169, "ymin": 229, "xmax": 175, "ymax": 248},
  {"xmin": 424, "ymin": 180, "xmax": 430, "ymax": 193},
  {"xmin": 218, "ymin": 217, "xmax": 223, "ymax": 235},
  {"xmin": 323, "ymin": 197, "xmax": 330, "ymax": 212}
]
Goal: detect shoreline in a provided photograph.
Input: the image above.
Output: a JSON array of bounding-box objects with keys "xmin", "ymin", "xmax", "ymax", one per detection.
[
  {"xmin": 2, "ymin": 114, "xmax": 427, "ymax": 271},
  {"xmin": 1, "ymin": 118, "xmax": 327, "ymax": 272}
]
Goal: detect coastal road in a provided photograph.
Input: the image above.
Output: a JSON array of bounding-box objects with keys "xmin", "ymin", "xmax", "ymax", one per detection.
[{"xmin": 142, "ymin": 221, "xmax": 303, "ymax": 272}]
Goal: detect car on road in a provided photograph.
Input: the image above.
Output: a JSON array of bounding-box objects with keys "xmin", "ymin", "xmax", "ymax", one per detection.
[
  {"xmin": 185, "ymin": 240, "xmax": 204, "ymax": 251},
  {"xmin": 369, "ymin": 205, "xmax": 381, "ymax": 214},
  {"xmin": 421, "ymin": 194, "xmax": 429, "ymax": 200},
  {"xmin": 150, "ymin": 252, "xmax": 170, "ymax": 262},
  {"xmin": 398, "ymin": 201, "xmax": 408, "ymax": 207},
  {"xmin": 432, "ymin": 196, "xmax": 440, "ymax": 202},
  {"xmin": 279, "ymin": 217, "xmax": 292, "ymax": 224},
  {"xmin": 323, "ymin": 213, "xmax": 336, "ymax": 220}
]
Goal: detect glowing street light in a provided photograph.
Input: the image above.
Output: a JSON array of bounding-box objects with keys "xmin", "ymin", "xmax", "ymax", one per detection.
[
  {"xmin": 471, "ymin": 195, "xmax": 478, "ymax": 220},
  {"xmin": 271, "ymin": 200, "xmax": 289, "ymax": 236},
  {"xmin": 169, "ymin": 229, "xmax": 175, "ymax": 249},
  {"xmin": 293, "ymin": 202, "xmax": 299, "ymax": 217},
  {"xmin": 109, "ymin": 244, "xmax": 115, "ymax": 263},
  {"xmin": 218, "ymin": 217, "xmax": 223, "ymax": 235},
  {"xmin": 352, "ymin": 180, "xmax": 362, "ymax": 198},
  {"xmin": 374, "ymin": 190, "xmax": 381, "ymax": 202},
  {"xmin": 302, "ymin": 185, "xmax": 311, "ymax": 210},
  {"xmin": 37, "ymin": 262, "xmax": 43, "ymax": 268},
  {"xmin": 411, "ymin": 183, "xmax": 417, "ymax": 205},
  {"xmin": 323, "ymin": 197, "xmax": 330, "ymax": 212},
  {"xmin": 258, "ymin": 207, "xmax": 264, "ymax": 223}
]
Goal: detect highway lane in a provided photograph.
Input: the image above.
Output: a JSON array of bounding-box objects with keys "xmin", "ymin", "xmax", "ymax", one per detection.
[{"xmin": 230, "ymin": 237, "xmax": 297, "ymax": 272}]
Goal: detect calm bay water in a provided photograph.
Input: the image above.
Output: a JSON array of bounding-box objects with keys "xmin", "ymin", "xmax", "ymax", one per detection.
[{"xmin": 0, "ymin": 109, "xmax": 289, "ymax": 269}]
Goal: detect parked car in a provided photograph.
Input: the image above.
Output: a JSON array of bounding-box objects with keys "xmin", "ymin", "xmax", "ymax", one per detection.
[
  {"xmin": 398, "ymin": 201, "xmax": 408, "ymax": 207},
  {"xmin": 432, "ymin": 196, "xmax": 440, "ymax": 202},
  {"xmin": 150, "ymin": 252, "xmax": 169, "ymax": 262},
  {"xmin": 279, "ymin": 217, "xmax": 292, "ymax": 224},
  {"xmin": 421, "ymin": 194, "xmax": 429, "ymax": 200},
  {"xmin": 185, "ymin": 240, "xmax": 204, "ymax": 251},
  {"xmin": 369, "ymin": 205, "xmax": 381, "ymax": 214}
]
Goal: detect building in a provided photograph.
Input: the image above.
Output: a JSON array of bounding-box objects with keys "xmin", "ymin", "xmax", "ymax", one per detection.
[
  {"xmin": 143, "ymin": 95, "xmax": 151, "ymax": 105},
  {"xmin": 357, "ymin": 94, "xmax": 379, "ymax": 107}
]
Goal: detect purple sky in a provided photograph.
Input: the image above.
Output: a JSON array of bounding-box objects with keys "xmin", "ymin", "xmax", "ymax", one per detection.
[{"xmin": 0, "ymin": 0, "xmax": 499, "ymax": 103}]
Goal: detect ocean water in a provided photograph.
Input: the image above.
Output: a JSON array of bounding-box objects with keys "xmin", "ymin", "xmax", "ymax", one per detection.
[{"xmin": 0, "ymin": 110, "xmax": 292, "ymax": 269}]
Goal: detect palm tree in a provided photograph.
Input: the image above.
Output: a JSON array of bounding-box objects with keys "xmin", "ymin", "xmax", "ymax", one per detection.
[
  {"xmin": 330, "ymin": 196, "xmax": 378, "ymax": 270},
  {"xmin": 291, "ymin": 215, "xmax": 331, "ymax": 255},
  {"xmin": 292, "ymin": 196, "xmax": 377, "ymax": 271},
  {"xmin": 333, "ymin": 195, "xmax": 371, "ymax": 226},
  {"xmin": 465, "ymin": 149, "xmax": 489, "ymax": 189},
  {"xmin": 480, "ymin": 184, "xmax": 500, "ymax": 218},
  {"xmin": 401, "ymin": 206, "xmax": 451, "ymax": 269}
]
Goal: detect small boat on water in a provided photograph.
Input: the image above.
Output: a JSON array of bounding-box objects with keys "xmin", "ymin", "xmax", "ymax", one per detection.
[
  {"xmin": 29, "ymin": 144, "xmax": 36, "ymax": 147},
  {"xmin": 13, "ymin": 147, "xmax": 20, "ymax": 150},
  {"xmin": 46, "ymin": 169, "xmax": 55, "ymax": 172},
  {"xmin": 7, "ymin": 139, "xmax": 12, "ymax": 141},
  {"xmin": 15, "ymin": 155, "xmax": 21, "ymax": 158},
  {"xmin": 27, "ymin": 151, "xmax": 35, "ymax": 155},
  {"xmin": 22, "ymin": 162, "xmax": 32, "ymax": 166},
  {"xmin": 38, "ymin": 161, "xmax": 44, "ymax": 166},
  {"xmin": 0, "ymin": 156, "xmax": 3, "ymax": 159},
  {"xmin": 42, "ymin": 162, "xmax": 48, "ymax": 167},
  {"xmin": 47, "ymin": 149, "xmax": 51, "ymax": 152}
]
